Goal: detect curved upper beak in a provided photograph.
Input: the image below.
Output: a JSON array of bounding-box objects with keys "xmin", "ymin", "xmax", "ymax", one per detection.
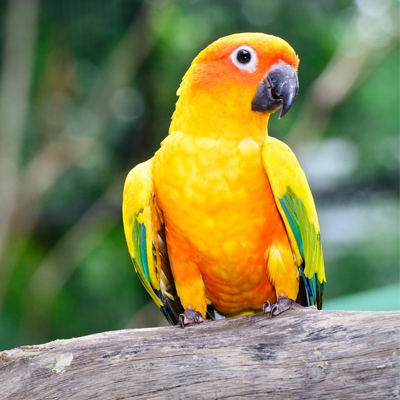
[{"xmin": 251, "ymin": 61, "xmax": 299, "ymax": 119}]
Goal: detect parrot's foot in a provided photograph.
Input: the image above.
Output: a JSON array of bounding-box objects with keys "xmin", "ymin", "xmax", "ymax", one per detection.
[
  {"xmin": 262, "ymin": 296, "xmax": 317, "ymax": 318},
  {"xmin": 178, "ymin": 309, "xmax": 205, "ymax": 328}
]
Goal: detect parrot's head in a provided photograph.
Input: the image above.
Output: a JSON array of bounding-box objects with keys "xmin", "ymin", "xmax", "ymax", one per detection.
[{"xmin": 172, "ymin": 33, "xmax": 299, "ymax": 135}]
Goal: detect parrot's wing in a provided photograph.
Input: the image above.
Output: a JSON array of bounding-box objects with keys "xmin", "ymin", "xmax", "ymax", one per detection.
[
  {"xmin": 262, "ymin": 137, "xmax": 325, "ymax": 309},
  {"xmin": 123, "ymin": 158, "xmax": 184, "ymax": 325}
]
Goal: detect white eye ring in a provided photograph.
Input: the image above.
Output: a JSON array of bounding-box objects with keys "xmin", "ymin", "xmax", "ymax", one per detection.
[{"xmin": 230, "ymin": 46, "xmax": 258, "ymax": 73}]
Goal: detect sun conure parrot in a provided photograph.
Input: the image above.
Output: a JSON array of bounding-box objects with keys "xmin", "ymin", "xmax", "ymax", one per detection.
[{"xmin": 123, "ymin": 33, "xmax": 325, "ymax": 327}]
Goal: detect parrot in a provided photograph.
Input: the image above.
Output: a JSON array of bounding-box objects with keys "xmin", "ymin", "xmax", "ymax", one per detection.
[{"xmin": 122, "ymin": 33, "xmax": 325, "ymax": 328}]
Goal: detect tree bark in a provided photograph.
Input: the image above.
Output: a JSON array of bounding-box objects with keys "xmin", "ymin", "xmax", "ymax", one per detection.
[{"xmin": 0, "ymin": 311, "xmax": 399, "ymax": 399}]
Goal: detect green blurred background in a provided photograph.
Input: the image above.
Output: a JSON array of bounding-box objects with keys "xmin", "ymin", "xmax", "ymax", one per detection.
[{"xmin": 0, "ymin": 0, "xmax": 398, "ymax": 351}]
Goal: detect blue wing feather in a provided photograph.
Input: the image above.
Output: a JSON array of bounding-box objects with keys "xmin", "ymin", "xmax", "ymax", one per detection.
[
  {"xmin": 280, "ymin": 192, "xmax": 323, "ymax": 308},
  {"xmin": 140, "ymin": 223, "xmax": 150, "ymax": 284},
  {"xmin": 280, "ymin": 198, "xmax": 304, "ymax": 258}
]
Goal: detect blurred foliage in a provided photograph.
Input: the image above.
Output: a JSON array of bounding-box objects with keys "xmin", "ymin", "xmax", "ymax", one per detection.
[{"xmin": 0, "ymin": 0, "xmax": 398, "ymax": 351}]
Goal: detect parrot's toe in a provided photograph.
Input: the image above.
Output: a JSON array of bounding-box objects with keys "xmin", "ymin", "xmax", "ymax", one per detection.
[
  {"xmin": 178, "ymin": 309, "xmax": 205, "ymax": 328},
  {"xmin": 262, "ymin": 296, "xmax": 317, "ymax": 318}
]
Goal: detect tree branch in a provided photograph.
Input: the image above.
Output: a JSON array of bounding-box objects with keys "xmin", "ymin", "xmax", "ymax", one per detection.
[{"xmin": 1, "ymin": 311, "xmax": 398, "ymax": 399}]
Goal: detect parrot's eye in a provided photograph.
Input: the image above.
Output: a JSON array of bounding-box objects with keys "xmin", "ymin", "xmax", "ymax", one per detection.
[
  {"xmin": 230, "ymin": 46, "xmax": 258, "ymax": 73},
  {"xmin": 237, "ymin": 49, "xmax": 251, "ymax": 64}
]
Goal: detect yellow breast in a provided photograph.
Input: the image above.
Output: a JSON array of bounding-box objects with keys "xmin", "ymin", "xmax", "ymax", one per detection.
[{"xmin": 153, "ymin": 131, "xmax": 283, "ymax": 312}]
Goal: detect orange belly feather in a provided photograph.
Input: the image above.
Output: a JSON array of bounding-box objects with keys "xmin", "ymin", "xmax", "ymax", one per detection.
[{"xmin": 153, "ymin": 131, "xmax": 290, "ymax": 316}]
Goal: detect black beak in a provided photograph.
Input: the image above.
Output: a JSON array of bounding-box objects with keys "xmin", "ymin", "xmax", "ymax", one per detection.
[{"xmin": 251, "ymin": 61, "xmax": 298, "ymax": 119}]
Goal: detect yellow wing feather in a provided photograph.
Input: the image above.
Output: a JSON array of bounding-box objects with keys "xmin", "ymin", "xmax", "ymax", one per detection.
[
  {"xmin": 262, "ymin": 136, "xmax": 325, "ymax": 283},
  {"xmin": 122, "ymin": 158, "xmax": 163, "ymax": 307}
]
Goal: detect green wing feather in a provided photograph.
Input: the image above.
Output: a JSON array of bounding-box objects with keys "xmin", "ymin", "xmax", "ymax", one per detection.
[
  {"xmin": 122, "ymin": 159, "xmax": 184, "ymax": 324},
  {"xmin": 262, "ymin": 137, "xmax": 325, "ymax": 308}
]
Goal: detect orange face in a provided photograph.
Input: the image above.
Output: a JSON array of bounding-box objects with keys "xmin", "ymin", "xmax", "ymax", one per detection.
[
  {"xmin": 178, "ymin": 33, "xmax": 300, "ymax": 123},
  {"xmin": 189, "ymin": 33, "xmax": 297, "ymax": 89}
]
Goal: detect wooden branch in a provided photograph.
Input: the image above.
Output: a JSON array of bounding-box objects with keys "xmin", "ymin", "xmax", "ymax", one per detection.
[{"xmin": 1, "ymin": 311, "xmax": 399, "ymax": 399}]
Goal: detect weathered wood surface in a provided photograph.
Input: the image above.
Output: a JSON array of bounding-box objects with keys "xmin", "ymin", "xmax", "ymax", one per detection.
[{"xmin": 0, "ymin": 311, "xmax": 399, "ymax": 399}]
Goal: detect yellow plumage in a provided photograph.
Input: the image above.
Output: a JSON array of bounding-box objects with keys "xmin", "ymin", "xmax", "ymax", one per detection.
[{"xmin": 123, "ymin": 33, "xmax": 325, "ymax": 325}]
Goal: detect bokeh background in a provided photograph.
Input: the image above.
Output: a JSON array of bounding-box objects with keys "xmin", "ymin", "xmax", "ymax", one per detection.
[{"xmin": 0, "ymin": 0, "xmax": 398, "ymax": 351}]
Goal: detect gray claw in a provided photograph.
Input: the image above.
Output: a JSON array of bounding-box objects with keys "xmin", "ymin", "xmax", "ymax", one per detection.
[
  {"xmin": 271, "ymin": 304, "xmax": 279, "ymax": 317},
  {"xmin": 262, "ymin": 301, "xmax": 272, "ymax": 313},
  {"xmin": 262, "ymin": 296, "xmax": 317, "ymax": 319},
  {"xmin": 178, "ymin": 309, "xmax": 205, "ymax": 328}
]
